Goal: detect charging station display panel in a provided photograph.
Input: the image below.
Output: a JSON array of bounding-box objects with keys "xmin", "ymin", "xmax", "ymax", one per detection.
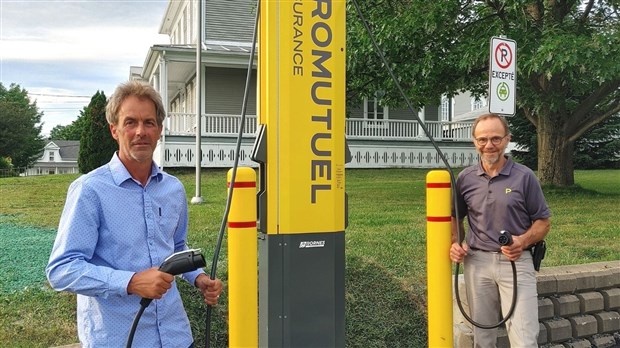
[{"xmin": 262, "ymin": 0, "xmax": 346, "ymax": 234}]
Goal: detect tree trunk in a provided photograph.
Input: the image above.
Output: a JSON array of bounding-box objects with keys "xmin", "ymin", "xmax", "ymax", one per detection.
[{"xmin": 537, "ymin": 116, "xmax": 575, "ymax": 186}]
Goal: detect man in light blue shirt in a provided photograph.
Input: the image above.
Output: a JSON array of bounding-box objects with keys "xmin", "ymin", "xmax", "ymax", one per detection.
[{"xmin": 46, "ymin": 80, "xmax": 223, "ymax": 348}]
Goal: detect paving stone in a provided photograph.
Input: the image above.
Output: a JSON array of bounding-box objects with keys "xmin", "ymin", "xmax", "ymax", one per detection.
[
  {"xmin": 538, "ymin": 272, "xmax": 558, "ymax": 296},
  {"xmin": 594, "ymin": 269, "xmax": 617, "ymax": 290},
  {"xmin": 538, "ymin": 321, "xmax": 548, "ymax": 346},
  {"xmin": 543, "ymin": 318, "xmax": 573, "ymax": 343},
  {"xmin": 497, "ymin": 326, "xmax": 509, "ymax": 348},
  {"xmin": 576, "ymin": 291, "xmax": 604, "ymax": 314},
  {"xmin": 552, "ymin": 294, "xmax": 581, "ymax": 317},
  {"xmin": 568, "ymin": 314, "xmax": 598, "ymax": 338},
  {"xmin": 453, "ymin": 322, "xmax": 473, "ymax": 348},
  {"xmin": 563, "ymin": 338, "xmax": 596, "ymax": 348},
  {"xmin": 601, "ymin": 288, "xmax": 620, "ymax": 311},
  {"xmin": 593, "ymin": 311, "xmax": 620, "ymax": 334},
  {"xmin": 589, "ymin": 333, "xmax": 617, "ymax": 347},
  {"xmin": 539, "ymin": 297, "xmax": 555, "ymax": 320},
  {"xmin": 556, "ymin": 272, "xmax": 578, "ymax": 294},
  {"xmin": 574, "ymin": 271, "xmax": 596, "ymax": 292}
]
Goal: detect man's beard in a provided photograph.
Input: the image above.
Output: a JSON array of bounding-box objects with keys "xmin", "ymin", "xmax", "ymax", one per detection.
[{"xmin": 480, "ymin": 152, "xmax": 500, "ymax": 165}]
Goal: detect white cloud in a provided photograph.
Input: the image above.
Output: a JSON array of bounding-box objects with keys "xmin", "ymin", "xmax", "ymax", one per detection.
[
  {"xmin": 0, "ymin": 0, "xmax": 170, "ymax": 136},
  {"xmin": 3, "ymin": 27, "xmax": 167, "ymax": 62}
]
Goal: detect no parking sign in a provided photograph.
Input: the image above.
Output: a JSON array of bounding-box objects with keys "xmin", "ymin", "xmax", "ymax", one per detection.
[{"xmin": 489, "ymin": 36, "xmax": 516, "ymax": 116}]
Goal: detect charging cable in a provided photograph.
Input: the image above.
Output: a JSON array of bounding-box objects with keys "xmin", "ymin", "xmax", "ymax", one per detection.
[
  {"xmin": 204, "ymin": 2, "xmax": 260, "ymax": 347},
  {"xmin": 126, "ymin": 249, "xmax": 206, "ymax": 348}
]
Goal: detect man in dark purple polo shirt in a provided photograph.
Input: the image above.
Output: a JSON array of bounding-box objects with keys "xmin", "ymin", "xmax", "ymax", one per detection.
[{"xmin": 450, "ymin": 113, "xmax": 551, "ymax": 347}]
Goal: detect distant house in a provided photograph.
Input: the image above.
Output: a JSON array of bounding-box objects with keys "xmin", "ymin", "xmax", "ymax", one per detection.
[{"xmin": 25, "ymin": 140, "xmax": 80, "ymax": 176}]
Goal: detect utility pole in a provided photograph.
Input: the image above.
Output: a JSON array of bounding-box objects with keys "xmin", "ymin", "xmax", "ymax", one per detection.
[{"xmin": 191, "ymin": 0, "xmax": 204, "ymax": 204}]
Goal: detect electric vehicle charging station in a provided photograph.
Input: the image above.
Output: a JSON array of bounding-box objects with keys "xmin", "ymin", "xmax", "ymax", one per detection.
[{"xmin": 251, "ymin": 0, "xmax": 348, "ymax": 346}]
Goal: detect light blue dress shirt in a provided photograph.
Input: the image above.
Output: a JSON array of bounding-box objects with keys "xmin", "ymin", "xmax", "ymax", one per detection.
[{"xmin": 46, "ymin": 153, "xmax": 204, "ymax": 348}]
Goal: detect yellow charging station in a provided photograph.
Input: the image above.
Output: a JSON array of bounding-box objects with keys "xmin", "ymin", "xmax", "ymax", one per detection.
[{"xmin": 251, "ymin": 0, "xmax": 347, "ymax": 346}]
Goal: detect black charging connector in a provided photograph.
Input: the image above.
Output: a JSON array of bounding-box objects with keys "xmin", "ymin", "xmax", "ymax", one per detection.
[
  {"xmin": 498, "ymin": 230, "xmax": 513, "ymax": 246},
  {"xmin": 126, "ymin": 249, "xmax": 206, "ymax": 348}
]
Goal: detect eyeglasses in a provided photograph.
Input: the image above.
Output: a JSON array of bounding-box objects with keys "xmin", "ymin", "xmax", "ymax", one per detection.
[{"xmin": 474, "ymin": 135, "xmax": 507, "ymax": 146}]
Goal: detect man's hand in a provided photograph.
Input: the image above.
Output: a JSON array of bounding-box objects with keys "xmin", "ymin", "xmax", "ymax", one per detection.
[
  {"xmin": 195, "ymin": 274, "xmax": 223, "ymax": 305},
  {"xmin": 450, "ymin": 242, "xmax": 468, "ymax": 263},
  {"xmin": 127, "ymin": 267, "xmax": 174, "ymax": 299},
  {"xmin": 500, "ymin": 235, "xmax": 526, "ymax": 261}
]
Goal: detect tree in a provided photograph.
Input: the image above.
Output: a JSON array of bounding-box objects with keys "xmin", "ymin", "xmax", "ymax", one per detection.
[
  {"xmin": 347, "ymin": 0, "xmax": 620, "ymax": 186},
  {"xmin": 0, "ymin": 83, "xmax": 45, "ymax": 169},
  {"xmin": 49, "ymin": 110, "xmax": 89, "ymax": 140},
  {"xmin": 78, "ymin": 91, "xmax": 117, "ymax": 173},
  {"xmin": 573, "ymin": 114, "xmax": 620, "ymax": 169},
  {"xmin": 510, "ymin": 113, "xmax": 620, "ymax": 170}
]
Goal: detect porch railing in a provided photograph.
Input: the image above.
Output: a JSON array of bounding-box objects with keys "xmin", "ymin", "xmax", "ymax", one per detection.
[
  {"xmin": 167, "ymin": 113, "xmax": 258, "ymax": 137},
  {"xmin": 166, "ymin": 113, "xmax": 473, "ymax": 141}
]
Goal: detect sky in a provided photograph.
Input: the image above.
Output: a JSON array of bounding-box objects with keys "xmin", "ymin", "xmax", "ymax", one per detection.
[{"xmin": 0, "ymin": 0, "xmax": 170, "ymax": 136}]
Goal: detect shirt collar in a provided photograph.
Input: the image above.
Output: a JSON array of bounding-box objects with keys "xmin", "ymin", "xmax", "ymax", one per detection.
[
  {"xmin": 108, "ymin": 152, "xmax": 163, "ymax": 186},
  {"xmin": 475, "ymin": 155, "xmax": 514, "ymax": 177}
]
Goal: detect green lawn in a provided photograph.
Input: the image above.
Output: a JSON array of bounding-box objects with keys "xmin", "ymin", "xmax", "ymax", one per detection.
[{"xmin": 0, "ymin": 168, "xmax": 618, "ymax": 347}]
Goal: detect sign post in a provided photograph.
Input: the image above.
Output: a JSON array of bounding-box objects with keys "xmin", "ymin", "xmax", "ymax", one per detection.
[{"xmin": 489, "ymin": 36, "xmax": 517, "ymax": 116}]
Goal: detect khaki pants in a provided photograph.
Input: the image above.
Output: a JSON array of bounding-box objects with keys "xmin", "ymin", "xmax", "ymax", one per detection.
[{"xmin": 464, "ymin": 249, "xmax": 538, "ymax": 348}]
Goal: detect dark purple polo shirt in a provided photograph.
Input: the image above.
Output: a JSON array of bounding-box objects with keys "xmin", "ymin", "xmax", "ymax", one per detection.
[{"xmin": 453, "ymin": 157, "xmax": 551, "ymax": 251}]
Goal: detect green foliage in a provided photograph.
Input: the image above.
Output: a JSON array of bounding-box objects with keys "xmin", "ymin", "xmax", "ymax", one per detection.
[
  {"xmin": 347, "ymin": 0, "xmax": 620, "ymax": 185},
  {"xmin": 574, "ymin": 114, "xmax": 620, "ymax": 169},
  {"xmin": 0, "ymin": 157, "xmax": 12, "ymax": 171},
  {"xmin": 510, "ymin": 113, "xmax": 620, "ymax": 169},
  {"xmin": 78, "ymin": 91, "xmax": 117, "ymax": 173},
  {"xmin": 0, "ymin": 83, "xmax": 45, "ymax": 168}
]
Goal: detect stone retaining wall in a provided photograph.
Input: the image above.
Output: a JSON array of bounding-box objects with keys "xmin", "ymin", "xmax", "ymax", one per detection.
[{"xmin": 454, "ymin": 261, "xmax": 620, "ymax": 347}]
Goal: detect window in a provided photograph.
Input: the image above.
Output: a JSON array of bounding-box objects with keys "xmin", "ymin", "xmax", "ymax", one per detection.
[
  {"xmin": 49, "ymin": 151, "xmax": 55, "ymax": 162},
  {"xmin": 186, "ymin": 82, "xmax": 194, "ymax": 113},
  {"xmin": 179, "ymin": 6, "xmax": 190, "ymax": 44},
  {"xmin": 188, "ymin": 2, "xmax": 194, "ymax": 43},
  {"xmin": 364, "ymin": 97, "xmax": 388, "ymax": 126},
  {"xmin": 441, "ymin": 96, "xmax": 451, "ymax": 122},
  {"xmin": 471, "ymin": 97, "xmax": 487, "ymax": 110}
]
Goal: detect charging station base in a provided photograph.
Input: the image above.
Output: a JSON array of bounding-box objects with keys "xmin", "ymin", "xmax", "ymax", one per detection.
[{"xmin": 258, "ymin": 231, "xmax": 345, "ymax": 348}]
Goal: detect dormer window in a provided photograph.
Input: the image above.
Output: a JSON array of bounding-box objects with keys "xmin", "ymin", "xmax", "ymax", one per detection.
[{"xmin": 49, "ymin": 151, "xmax": 55, "ymax": 161}]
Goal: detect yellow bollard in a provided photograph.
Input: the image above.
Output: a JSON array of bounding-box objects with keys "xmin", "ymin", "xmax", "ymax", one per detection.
[
  {"xmin": 227, "ymin": 167, "xmax": 258, "ymax": 347},
  {"xmin": 426, "ymin": 170, "xmax": 453, "ymax": 347}
]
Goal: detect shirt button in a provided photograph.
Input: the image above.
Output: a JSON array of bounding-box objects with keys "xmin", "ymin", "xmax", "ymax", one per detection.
[{"xmin": 147, "ymin": 214, "xmax": 152, "ymax": 218}]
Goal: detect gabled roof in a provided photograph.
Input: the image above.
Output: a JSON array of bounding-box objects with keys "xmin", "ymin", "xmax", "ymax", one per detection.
[{"xmin": 48, "ymin": 140, "xmax": 80, "ymax": 160}]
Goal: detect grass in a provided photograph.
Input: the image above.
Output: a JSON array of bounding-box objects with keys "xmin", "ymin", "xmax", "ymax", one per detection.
[{"xmin": 0, "ymin": 168, "xmax": 618, "ymax": 347}]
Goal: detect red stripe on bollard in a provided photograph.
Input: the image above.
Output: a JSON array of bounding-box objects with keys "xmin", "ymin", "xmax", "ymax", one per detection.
[
  {"xmin": 427, "ymin": 216, "xmax": 452, "ymax": 222},
  {"xmin": 227, "ymin": 181, "xmax": 257, "ymax": 188},
  {"xmin": 228, "ymin": 221, "xmax": 257, "ymax": 228},
  {"xmin": 426, "ymin": 183, "xmax": 451, "ymax": 188}
]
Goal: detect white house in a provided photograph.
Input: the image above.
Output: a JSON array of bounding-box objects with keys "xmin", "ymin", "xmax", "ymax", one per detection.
[
  {"xmin": 25, "ymin": 140, "xmax": 80, "ymax": 176},
  {"xmin": 132, "ymin": 0, "xmax": 486, "ymax": 169}
]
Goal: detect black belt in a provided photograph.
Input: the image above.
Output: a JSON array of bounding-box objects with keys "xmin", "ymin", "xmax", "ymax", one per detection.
[
  {"xmin": 469, "ymin": 246, "xmax": 499, "ymax": 252},
  {"xmin": 470, "ymin": 246, "xmax": 533, "ymax": 252}
]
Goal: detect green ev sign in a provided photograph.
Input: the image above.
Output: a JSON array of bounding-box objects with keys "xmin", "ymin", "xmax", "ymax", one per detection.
[{"xmin": 489, "ymin": 37, "xmax": 516, "ymax": 116}]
